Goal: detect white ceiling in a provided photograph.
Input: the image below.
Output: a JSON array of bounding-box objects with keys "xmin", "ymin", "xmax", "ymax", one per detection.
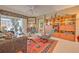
[{"xmin": 0, "ymin": 5, "xmax": 76, "ymax": 17}]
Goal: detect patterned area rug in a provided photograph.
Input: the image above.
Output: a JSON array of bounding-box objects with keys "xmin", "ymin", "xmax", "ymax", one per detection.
[{"xmin": 27, "ymin": 38, "xmax": 58, "ymax": 53}]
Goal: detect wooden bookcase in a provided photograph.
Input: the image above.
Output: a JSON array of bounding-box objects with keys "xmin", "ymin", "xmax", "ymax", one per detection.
[{"xmin": 51, "ymin": 15, "xmax": 76, "ymax": 41}]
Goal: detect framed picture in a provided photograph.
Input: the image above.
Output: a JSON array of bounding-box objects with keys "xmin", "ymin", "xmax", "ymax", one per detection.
[
  {"xmin": 28, "ymin": 18, "xmax": 36, "ymax": 24},
  {"xmin": 38, "ymin": 19, "xmax": 44, "ymax": 33}
]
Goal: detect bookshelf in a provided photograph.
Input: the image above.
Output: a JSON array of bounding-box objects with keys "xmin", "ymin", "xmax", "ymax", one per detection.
[{"xmin": 51, "ymin": 15, "xmax": 76, "ymax": 41}]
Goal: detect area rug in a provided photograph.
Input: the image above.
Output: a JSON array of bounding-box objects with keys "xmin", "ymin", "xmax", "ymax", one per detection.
[{"xmin": 27, "ymin": 38, "xmax": 58, "ymax": 53}]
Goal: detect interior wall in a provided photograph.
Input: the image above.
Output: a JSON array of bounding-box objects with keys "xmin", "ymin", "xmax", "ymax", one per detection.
[{"xmin": 57, "ymin": 6, "xmax": 79, "ymax": 15}]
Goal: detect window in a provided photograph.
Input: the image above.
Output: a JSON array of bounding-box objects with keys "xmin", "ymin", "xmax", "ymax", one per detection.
[
  {"xmin": 15, "ymin": 18, "xmax": 24, "ymax": 36},
  {"xmin": 1, "ymin": 17, "xmax": 14, "ymax": 32},
  {"xmin": 1, "ymin": 15, "xmax": 25, "ymax": 37}
]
